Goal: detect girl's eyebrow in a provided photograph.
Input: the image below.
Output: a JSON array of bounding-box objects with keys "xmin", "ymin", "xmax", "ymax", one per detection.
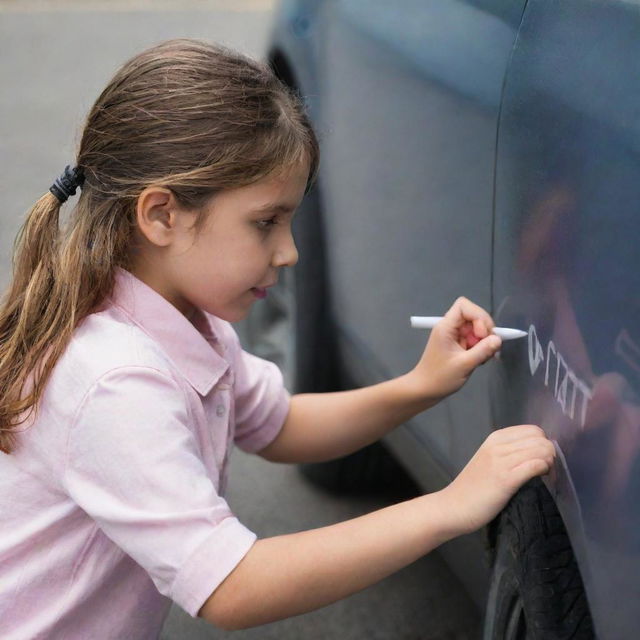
[{"xmin": 250, "ymin": 203, "xmax": 297, "ymax": 214}]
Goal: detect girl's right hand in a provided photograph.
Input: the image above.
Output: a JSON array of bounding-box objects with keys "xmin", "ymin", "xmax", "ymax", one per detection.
[{"xmin": 441, "ymin": 425, "xmax": 556, "ymax": 535}]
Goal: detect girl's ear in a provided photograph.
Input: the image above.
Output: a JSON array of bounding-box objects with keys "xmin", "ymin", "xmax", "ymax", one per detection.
[{"xmin": 135, "ymin": 187, "xmax": 182, "ymax": 248}]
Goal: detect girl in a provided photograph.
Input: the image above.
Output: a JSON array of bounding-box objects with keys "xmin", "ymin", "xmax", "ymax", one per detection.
[{"xmin": 0, "ymin": 39, "xmax": 555, "ymax": 638}]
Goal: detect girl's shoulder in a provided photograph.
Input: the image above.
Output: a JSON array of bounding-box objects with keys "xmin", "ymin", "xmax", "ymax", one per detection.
[
  {"xmin": 13, "ymin": 307, "xmax": 187, "ymax": 486},
  {"xmin": 60, "ymin": 307, "xmax": 179, "ymax": 391}
]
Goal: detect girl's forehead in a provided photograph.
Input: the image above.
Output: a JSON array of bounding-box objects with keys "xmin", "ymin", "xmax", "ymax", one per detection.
[
  {"xmin": 203, "ymin": 157, "xmax": 311, "ymax": 218},
  {"xmin": 264, "ymin": 157, "xmax": 311, "ymax": 185},
  {"xmin": 243, "ymin": 161, "xmax": 310, "ymax": 200}
]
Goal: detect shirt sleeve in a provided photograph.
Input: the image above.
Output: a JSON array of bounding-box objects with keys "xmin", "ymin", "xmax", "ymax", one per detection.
[
  {"xmin": 62, "ymin": 365, "xmax": 256, "ymax": 617},
  {"xmin": 232, "ymin": 344, "xmax": 291, "ymax": 454}
]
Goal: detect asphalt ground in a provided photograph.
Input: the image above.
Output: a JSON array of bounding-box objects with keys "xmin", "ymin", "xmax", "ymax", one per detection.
[{"xmin": 0, "ymin": 2, "xmax": 481, "ymax": 637}]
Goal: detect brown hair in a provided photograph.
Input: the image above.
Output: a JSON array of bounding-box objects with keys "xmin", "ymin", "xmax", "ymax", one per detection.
[{"xmin": 0, "ymin": 38, "xmax": 319, "ymax": 454}]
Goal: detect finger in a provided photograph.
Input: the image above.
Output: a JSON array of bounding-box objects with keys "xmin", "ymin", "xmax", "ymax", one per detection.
[
  {"xmin": 444, "ymin": 297, "xmax": 495, "ymax": 334},
  {"xmin": 509, "ymin": 458, "xmax": 552, "ymax": 488},
  {"xmin": 505, "ymin": 442, "xmax": 556, "ymax": 469},
  {"xmin": 459, "ymin": 323, "xmax": 481, "ymax": 349},
  {"xmin": 461, "ymin": 334, "xmax": 501, "ymax": 366},
  {"xmin": 490, "ymin": 424, "xmax": 547, "ymax": 443},
  {"xmin": 459, "ymin": 316, "xmax": 490, "ymax": 342},
  {"xmin": 460, "ymin": 323, "xmax": 472, "ymax": 336},
  {"xmin": 499, "ymin": 435, "xmax": 556, "ymax": 454},
  {"xmin": 466, "ymin": 332, "xmax": 481, "ymax": 348},
  {"xmin": 473, "ymin": 317, "xmax": 489, "ymax": 340}
]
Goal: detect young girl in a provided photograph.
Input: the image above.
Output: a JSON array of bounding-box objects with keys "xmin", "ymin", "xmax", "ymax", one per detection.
[{"xmin": 0, "ymin": 39, "xmax": 555, "ymax": 638}]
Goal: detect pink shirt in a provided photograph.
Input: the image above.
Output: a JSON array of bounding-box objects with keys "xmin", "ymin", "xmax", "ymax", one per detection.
[{"xmin": 0, "ymin": 267, "xmax": 290, "ymax": 639}]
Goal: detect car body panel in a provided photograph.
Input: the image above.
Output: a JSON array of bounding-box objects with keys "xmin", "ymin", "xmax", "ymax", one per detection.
[{"xmin": 493, "ymin": 1, "xmax": 640, "ymax": 637}]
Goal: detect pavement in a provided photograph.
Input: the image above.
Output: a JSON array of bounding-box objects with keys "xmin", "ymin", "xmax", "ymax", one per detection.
[{"xmin": 0, "ymin": 2, "xmax": 481, "ymax": 638}]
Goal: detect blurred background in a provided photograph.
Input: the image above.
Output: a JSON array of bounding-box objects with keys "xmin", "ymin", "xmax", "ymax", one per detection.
[{"xmin": 0, "ymin": 1, "xmax": 479, "ymax": 638}]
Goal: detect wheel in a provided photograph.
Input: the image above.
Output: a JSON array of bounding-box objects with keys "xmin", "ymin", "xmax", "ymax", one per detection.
[{"xmin": 483, "ymin": 478, "xmax": 595, "ymax": 640}]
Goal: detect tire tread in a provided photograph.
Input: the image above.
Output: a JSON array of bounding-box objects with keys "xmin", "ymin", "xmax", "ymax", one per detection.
[{"xmin": 496, "ymin": 478, "xmax": 595, "ymax": 639}]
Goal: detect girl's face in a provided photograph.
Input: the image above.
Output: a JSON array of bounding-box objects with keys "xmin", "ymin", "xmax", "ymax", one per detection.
[{"xmin": 133, "ymin": 159, "xmax": 309, "ymax": 323}]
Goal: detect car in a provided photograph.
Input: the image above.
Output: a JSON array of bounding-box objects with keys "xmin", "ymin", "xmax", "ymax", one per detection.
[{"xmin": 240, "ymin": 1, "xmax": 640, "ymax": 638}]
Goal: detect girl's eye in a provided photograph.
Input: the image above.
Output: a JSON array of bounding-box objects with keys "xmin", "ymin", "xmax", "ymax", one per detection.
[{"xmin": 256, "ymin": 217, "xmax": 278, "ymax": 230}]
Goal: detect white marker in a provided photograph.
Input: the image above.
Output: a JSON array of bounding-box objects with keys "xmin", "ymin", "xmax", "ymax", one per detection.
[{"xmin": 410, "ymin": 316, "xmax": 527, "ymax": 340}]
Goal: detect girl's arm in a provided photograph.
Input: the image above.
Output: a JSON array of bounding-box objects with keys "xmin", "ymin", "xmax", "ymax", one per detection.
[
  {"xmin": 259, "ymin": 297, "xmax": 502, "ymax": 464},
  {"xmin": 199, "ymin": 425, "xmax": 555, "ymax": 630},
  {"xmin": 259, "ymin": 373, "xmax": 437, "ymax": 463}
]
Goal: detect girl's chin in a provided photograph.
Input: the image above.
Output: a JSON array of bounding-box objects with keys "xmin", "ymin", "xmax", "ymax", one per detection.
[
  {"xmin": 189, "ymin": 292, "xmax": 258, "ymax": 323},
  {"xmin": 220, "ymin": 301, "xmax": 256, "ymax": 323}
]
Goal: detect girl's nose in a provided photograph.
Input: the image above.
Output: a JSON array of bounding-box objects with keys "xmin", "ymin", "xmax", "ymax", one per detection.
[{"xmin": 273, "ymin": 231, "xmax": 299, "ymax": 268}]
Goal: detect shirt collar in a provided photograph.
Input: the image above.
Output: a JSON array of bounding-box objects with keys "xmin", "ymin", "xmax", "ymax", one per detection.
[{"xmin": 108, "ymin": 267, "xmax": 229, "ymax": 396}]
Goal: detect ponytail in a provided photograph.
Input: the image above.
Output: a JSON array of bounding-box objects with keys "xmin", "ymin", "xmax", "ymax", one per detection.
[{"xmin": 0, "ymin": 191, "xmax": 64, "ymax": 453}]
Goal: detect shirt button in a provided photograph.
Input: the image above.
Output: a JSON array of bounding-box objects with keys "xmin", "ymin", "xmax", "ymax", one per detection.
[{"xmin": 216, "ymin": 404, "xmax": 226, "ymax": 417}]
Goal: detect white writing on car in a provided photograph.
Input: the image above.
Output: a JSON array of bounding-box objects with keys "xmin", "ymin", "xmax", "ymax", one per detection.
[
  {"xmin": 528, "ymin": 324, "xmax": 592, "ymax": 428},
  {"xmin": 615, "ymin": 328, "xmax": 640, "ymax": 374}
]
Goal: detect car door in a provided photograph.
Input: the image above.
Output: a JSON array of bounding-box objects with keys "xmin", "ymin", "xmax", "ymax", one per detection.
[
  {"xmin": 316, "ymin": 0, "xmax": 526, "ymax": 479},
  {"xmin": 492, "ymin": 1, "xmax": 640, "ymax": 637}
]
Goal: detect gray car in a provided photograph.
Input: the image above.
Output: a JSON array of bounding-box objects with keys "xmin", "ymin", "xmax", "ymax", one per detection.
[{"xmin": 242, "ymin": 1, "xmax": 640, "ymax": 638}]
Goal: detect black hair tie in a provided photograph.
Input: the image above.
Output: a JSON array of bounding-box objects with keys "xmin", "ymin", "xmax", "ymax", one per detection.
[{"xmin": 50, "ymin": 165, "xmax": 85, "ymax": 203}]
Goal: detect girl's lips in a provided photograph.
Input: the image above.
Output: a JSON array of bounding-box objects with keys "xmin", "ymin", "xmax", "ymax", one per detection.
[{"xmin": 251, "ymin": 287, "xmax": 267, "ymax": 299}]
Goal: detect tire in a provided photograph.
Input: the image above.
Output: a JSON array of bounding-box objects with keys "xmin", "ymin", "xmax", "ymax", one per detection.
[
  {"xmin": 483, "ymin": 478, "xmax": 595, "ymax": 640},
  {"xmin": 290, "ymin": 186, "xmax": 340, "ymax": 395},
  {"xmin": 299, "ymin": 439, "xmax": 419, "ymax": 498}
]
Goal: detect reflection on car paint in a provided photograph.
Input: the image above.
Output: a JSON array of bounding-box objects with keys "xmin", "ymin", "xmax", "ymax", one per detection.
[
  {"xmin": 528, "ymin": 324, "xmax": 592, "ymax": 427},
  {"xmin": 615, "ymin": 329, "xmax": 640, "ymax": 376}
]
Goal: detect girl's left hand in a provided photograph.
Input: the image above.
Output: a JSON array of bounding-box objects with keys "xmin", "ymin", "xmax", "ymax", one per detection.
[{"xmin": 410, "ymin": 297, "xmax": 502, "ymax": 401}]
